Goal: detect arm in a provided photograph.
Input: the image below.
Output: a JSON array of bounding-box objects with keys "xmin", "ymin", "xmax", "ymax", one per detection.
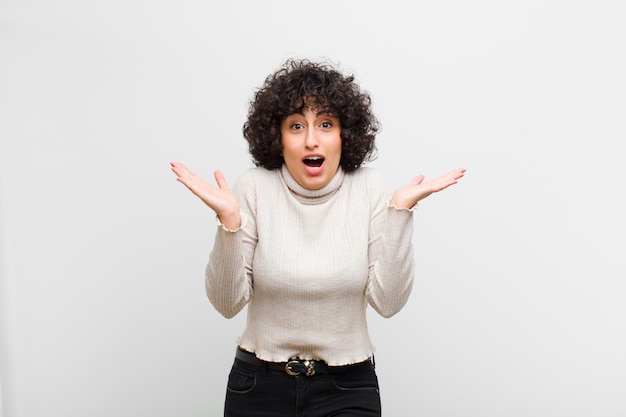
[
  {"xmin": 170, "ymin": 162, "xmax": 256, "ymax": 317},
  {"xmin": 204, "ymin": 170, "xmax": 258, "ymax": 318},
  {"xmin": 366, "ymin": 168, "xmax": 466, "ymax": 317},
  {"xmin": 365, "ymin": 173, "xmax": 415, "ymax": 318}
]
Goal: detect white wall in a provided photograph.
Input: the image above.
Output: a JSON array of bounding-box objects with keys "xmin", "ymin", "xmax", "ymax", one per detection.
[{"xmin": 1, "ymin": 1, "xmax": 625, "ymax": 416}]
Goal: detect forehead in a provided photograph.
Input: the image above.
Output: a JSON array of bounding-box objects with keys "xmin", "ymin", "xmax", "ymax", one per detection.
[{"xmin": 288, "ymin": 95, "xmax": 335, "ymax": 114}]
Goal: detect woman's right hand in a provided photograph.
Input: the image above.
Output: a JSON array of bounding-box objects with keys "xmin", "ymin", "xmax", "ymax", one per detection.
[{"xmin": 170, "ymin": 162, "xmax": 241, "ymax": 230}]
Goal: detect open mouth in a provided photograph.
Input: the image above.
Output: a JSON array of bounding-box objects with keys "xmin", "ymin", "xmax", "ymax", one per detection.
[{"xmin": 303, "ymin": 156, "xmax": 325, "ymax": 168}]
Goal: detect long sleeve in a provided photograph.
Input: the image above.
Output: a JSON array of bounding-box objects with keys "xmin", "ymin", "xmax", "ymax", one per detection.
[
  {"xmin": 205, "ymin": 170, "xmax": 258, "ymax": 318},
  {"xmin": 365, "ymin": 171, "xmax": 415, "ymax": 318}
]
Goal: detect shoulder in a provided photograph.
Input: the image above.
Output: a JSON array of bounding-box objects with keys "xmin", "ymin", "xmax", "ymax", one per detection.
[
  {"xmin": 344, "ymin": 167, "xmax": 388, "ymax": 199},
  {"xmin": 233, "ymin": 167, "xmax": 280, "ymax": 195},
  {"xmin": 345, "ymin": 167, "xmax": 386, "ymax": 189}
]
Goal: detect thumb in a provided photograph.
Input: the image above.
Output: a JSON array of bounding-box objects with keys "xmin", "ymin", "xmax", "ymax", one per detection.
[
  {"xmin": 410, "ymin": 174, "xmax": 425, "ymax": 186},
  {"xmin": 213, "ymin": 170, "xmax": 231, "ymax": 191}
]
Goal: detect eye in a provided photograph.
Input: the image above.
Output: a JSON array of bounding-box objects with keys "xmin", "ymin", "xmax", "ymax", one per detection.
[
  {"xmin": 320, "ymin": 121, "xmax": 333, "ymax": 129},
  {"xmin": 291, "ymin": 122, "xmax": 304, "ymax": 130}
]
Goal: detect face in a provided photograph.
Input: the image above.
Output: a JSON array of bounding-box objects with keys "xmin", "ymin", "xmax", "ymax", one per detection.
[{"xmin": 281, "ymin": 106, "xmax": 342, "ymax": 190}]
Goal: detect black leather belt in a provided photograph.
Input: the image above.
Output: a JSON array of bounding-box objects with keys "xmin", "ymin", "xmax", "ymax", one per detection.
[{"xmin": 235, "ymin": 347, "xmax": 372, "ymax": 377}]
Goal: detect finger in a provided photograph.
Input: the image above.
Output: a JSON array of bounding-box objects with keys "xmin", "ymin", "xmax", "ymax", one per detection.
[
  {"xmin": 170, "ymin": 161, "xmax": 190, "ymax": 177},
  {"xmin": 170, "ymin": 161, "xmax": 188, "ymax": 170},
  {"xmin": 450, "ymin": 168, "xmax": 466, "ymax": 179},
  {"xmin": 410, "ymin": 174, "xmax": 425, "ymax": 186},
  {"xmin": 214, "ymin": 170, "xmax": 231, "ymax": 191},
  {"xmin": 176, "ymin": 165, "xmax": 204, "ymax": 184},
  {"xmin": 436, "ymin": 169, "xmax": 464, "ymax": 184},
  {"xmin": 171, "ymin": 163, "xmax": 203, "ymax": 190}
]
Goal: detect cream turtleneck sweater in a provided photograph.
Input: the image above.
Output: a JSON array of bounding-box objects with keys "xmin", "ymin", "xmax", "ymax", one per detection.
[{"xmin": 206, "ymin": 165, "xmax": 415, "ymax": 366}]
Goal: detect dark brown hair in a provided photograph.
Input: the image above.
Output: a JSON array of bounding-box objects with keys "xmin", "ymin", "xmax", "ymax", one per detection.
[{"xmin": 243, "ymin": 59, "xmax": 379, "ymax": 172}]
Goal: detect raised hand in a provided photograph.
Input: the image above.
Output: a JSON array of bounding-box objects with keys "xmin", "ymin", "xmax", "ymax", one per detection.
[
  {"xmin": 170, "ymin": 162, "xmax": 241, "ymax": 230},
  {"xmin": 391, "ymin": 168, "xmax": 466, "ymax": 210}
]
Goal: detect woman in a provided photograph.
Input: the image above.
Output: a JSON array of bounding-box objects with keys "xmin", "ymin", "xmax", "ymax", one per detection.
[{"xmin": 171, "ymin": 58, "xmax": 465, "ymax": 417}]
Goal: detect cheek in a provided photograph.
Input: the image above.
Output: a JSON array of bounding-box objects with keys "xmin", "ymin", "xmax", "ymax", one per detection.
[
  {"xmin": 282, "ymin": 145, "xmax": 299, "ymax": 164},
  {"xmin": 333, "ymin": 137, "xmax": 343, "ymax": 155},
  {"xmin": 280, "ymin": 137, "xmax": 293, "ymax": 155}
]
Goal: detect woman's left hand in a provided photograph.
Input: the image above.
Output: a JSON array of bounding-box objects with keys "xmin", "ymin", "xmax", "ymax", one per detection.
[{"xmin": 391, "ymin": 168, "xmax": 466, "ymax": 209}]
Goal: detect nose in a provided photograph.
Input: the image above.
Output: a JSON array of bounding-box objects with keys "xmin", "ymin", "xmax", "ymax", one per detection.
[{"xmin": 304, "ymin": 128, "xmax": 318, "ymax": 149}]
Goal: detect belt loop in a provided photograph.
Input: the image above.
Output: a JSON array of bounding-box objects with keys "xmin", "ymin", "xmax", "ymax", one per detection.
[{"xmin": 371, "ymin": 354, "xmax": 376, "ymax": 370}]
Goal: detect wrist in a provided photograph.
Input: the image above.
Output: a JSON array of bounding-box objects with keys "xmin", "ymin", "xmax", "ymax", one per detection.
[
  {"xmin": 217, "ymin": 207, "xmax": 241, "ymax": 231},
  {"xmin": 390, "ymin": 194, "xmax": 414, "ymax": 210}
]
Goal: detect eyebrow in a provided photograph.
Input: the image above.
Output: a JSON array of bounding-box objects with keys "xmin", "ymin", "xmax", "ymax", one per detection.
[{"xmin": 286, "ymin": 109, "xmax": 337, "ymax": 118}]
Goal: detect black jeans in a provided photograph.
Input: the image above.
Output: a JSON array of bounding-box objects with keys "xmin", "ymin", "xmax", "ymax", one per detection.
[{"xmin": 224, "ymin": 350, "xmax": 382, "ymax": 417}]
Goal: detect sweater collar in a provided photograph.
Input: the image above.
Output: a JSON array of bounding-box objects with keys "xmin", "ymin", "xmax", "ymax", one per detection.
[{"xmin": 280, "ymin": 164, "xmax": 344, "ymax": 205}]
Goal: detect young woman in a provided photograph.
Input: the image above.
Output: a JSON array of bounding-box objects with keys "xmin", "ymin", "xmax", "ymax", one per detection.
[{"xmin": 171, "ymin": 58, "xmax": 465, "ymax": 417}]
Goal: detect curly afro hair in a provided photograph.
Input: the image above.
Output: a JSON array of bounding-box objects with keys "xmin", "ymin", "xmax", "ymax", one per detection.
[{"xmin": 243, "ymin": 59, "xmax": 379, "ymax": 172}]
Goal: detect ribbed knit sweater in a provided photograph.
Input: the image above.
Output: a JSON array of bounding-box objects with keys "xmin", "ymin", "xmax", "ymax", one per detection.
[{"xmin": 206, "ymin": 165, "xmax": 415, "ymax": 366}]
